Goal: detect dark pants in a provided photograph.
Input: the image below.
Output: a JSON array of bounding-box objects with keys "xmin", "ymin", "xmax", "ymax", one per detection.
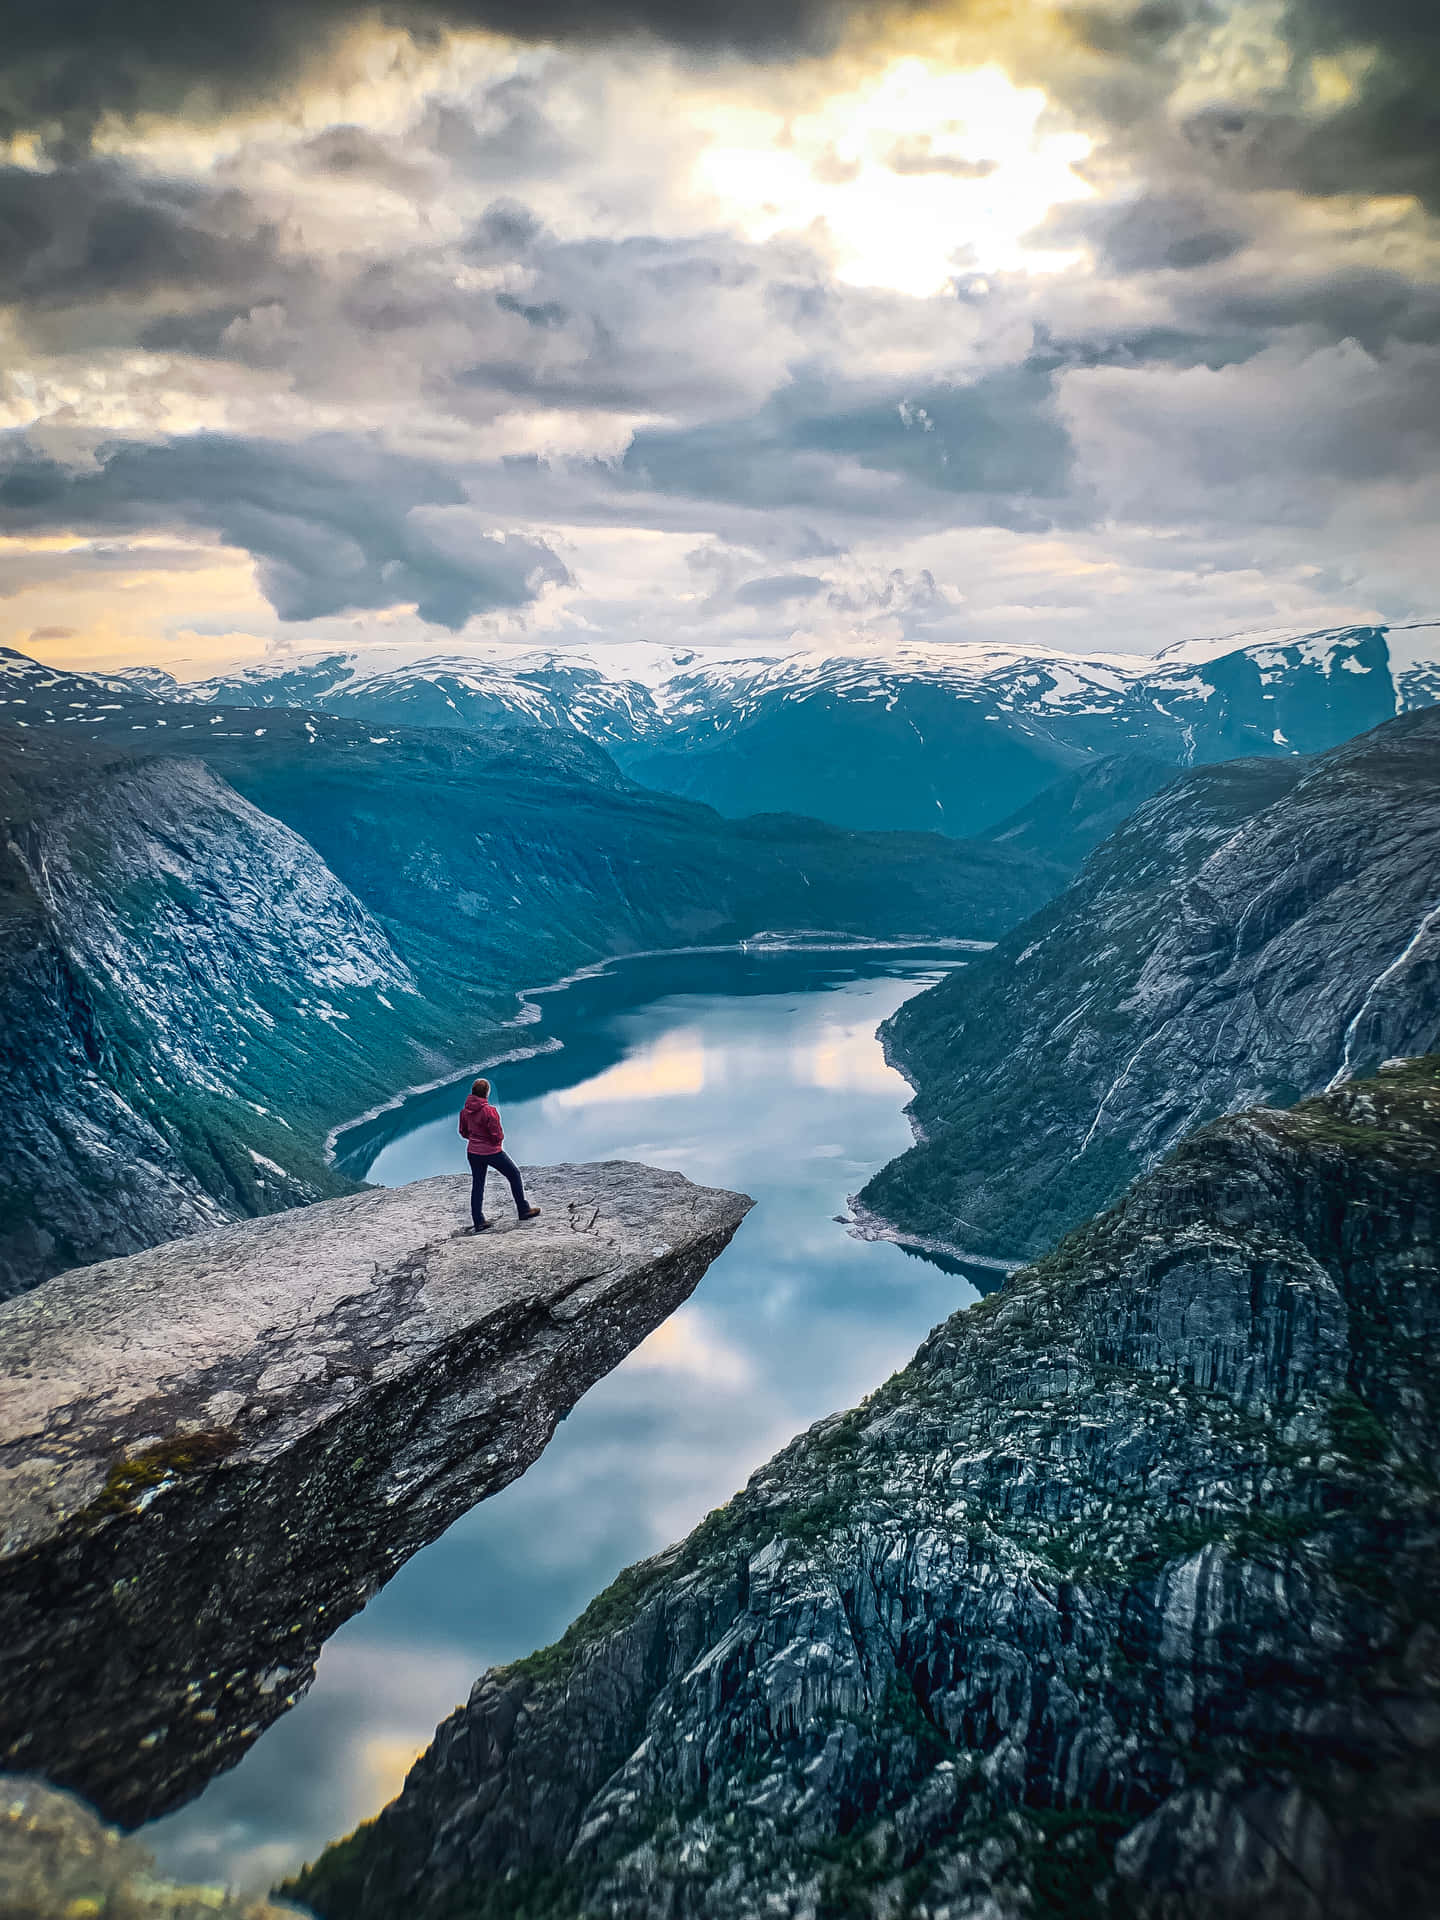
[{"xmin": 468, "ymin": 1150, "xmax": 527, "ymax": 1225}]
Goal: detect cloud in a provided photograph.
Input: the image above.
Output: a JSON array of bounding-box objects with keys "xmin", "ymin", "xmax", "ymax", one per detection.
[
  {"xmin": 0, "ymin": 435, "xmax": 569, "ymax": 626},
  {"xmin": 0, "ymin": 160, "xmax": 286, "ymax": 323},
  {"xmin": 1, "ymin": 2, "xmax": 1437, "ymax": 662},
  {"xmin": 0, "ymin": 0, "xmax": 920, "ymax": 148},
  {"xmin": 616, "ymin": 367, "xmax": 1075, "ymax": 521},
  {"xmin": 1057, "ymin": 0, "xmax": 1440, "ymax": 214},
  {"xmin": 1085, "ymin": 192, "xmax": 1248, "ymax": 275},
  {"xmin": 1058, "ymin": 336, "xmax": 1440, "ymax": 527},
  {"xmin": 732, "ymin": 572, "xmax": 827, "ymax": 605},
  {"xmin": 884, "ymin": 139, "xmax": 998, "ymax": 179}
]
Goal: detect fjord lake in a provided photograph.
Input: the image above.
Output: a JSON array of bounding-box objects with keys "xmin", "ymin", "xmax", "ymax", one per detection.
[{"xmin": 145, "ymin": 946, "xmax": 1001, "ymax": 1891}]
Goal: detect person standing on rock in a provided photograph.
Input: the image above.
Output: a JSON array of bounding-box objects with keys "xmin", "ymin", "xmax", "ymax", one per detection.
[{"xmin": 458, "ymin": 1078, "xmax": 541, "ymax": 1233}]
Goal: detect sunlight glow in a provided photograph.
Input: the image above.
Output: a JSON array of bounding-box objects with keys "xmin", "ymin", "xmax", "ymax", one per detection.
[{"xmin": 693, "ymin": 59, "xmax": 1091, "ymax": 296}]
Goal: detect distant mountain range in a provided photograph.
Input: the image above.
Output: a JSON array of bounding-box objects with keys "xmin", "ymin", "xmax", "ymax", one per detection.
[{"xmin": 6, "ymin": 620, "xmax": 1436, "ymax": 835}]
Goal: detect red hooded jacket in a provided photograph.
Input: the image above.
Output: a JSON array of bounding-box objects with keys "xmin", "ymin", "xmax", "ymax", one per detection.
[{"xmin": 458, "ymin": 1094, "xmax": 504, "ymax": 1155}]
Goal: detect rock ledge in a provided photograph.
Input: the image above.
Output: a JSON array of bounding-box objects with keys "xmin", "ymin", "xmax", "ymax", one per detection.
[{"xmin": 0, "ymin": 1163, "xmax": 751, "ymax": 1826}]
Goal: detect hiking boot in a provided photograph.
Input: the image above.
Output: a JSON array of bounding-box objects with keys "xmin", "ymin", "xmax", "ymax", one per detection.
[{"xmin": 518, "ymin": 1205, "xmax": 541, "ymax": 1221}]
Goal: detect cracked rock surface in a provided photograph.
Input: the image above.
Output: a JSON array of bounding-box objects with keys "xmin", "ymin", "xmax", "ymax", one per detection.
[
  {"xmin": 292, "ymin": 1062, "xmax": 1440, "ymax": 1920},
  {"xmin": 0, "ymin": 1163, "xmax": 751, "ymax": 1828}
]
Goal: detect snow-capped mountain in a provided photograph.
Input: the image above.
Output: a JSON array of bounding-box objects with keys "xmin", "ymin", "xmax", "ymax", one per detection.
[{"xmin": 7, "ymin": 619, "xmax": 1436, "ymax": 835}]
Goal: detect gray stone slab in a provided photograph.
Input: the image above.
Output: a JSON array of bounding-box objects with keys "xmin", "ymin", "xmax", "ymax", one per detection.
[{"xmin": 0, "ymin": 1163, "xmax": 751, "ymax": 1826}]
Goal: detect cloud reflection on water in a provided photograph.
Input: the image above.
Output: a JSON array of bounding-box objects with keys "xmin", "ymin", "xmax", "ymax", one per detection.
[{"xmin": 550, "ymin": 1026, "xmax": 708, "ymax": 1105}]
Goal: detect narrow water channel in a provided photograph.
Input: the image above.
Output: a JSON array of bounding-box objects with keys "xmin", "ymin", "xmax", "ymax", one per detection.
[{"xmin": 146, "ymin": 947, "xmax": 999, "ymax": 1892}]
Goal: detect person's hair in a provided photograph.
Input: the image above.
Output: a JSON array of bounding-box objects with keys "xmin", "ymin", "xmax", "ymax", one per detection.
[{"xmin": 472, "ymin": 1077, "xmax": 490, "ymax": 1097}]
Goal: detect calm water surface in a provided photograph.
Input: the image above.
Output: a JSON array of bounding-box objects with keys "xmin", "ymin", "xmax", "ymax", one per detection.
[{"xmin": 147, "ymin": 948, "xmax": 998, "ymax": 1892}]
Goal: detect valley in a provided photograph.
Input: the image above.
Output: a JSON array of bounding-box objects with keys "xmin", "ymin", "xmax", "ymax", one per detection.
[
  {"xmin": 290, "ymin": 1057, "xmax": 1440, "ymax": 1920},
  {"xmin": 2, "ymin": 626, "xmax": 1438, "ymax": 1920},
  {"xmin": 141, "ymin": 946, "xmax": 991, "ymax": 1893},
  {"xmin": 0, "ymin": 700, "xmax": 1056, "ymax": 1295}
]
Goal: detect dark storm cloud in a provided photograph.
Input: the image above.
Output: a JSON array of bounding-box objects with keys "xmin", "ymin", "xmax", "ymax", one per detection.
[
  {"xmin": 0, "ymin": 435, "xmax": 568, "ymax": 627},
  {"xmin": 618, "ymin": 368, "xmax": 1073, "ymax": 519},
  {"xmin": 0, "ymin": 0, "xmax": 901, "ymax": 147},
  {"xmin": 1089, "ymin": 193, "xmax": 1248, "ymax": 274},
  {"xmin": 0, "ymin": 160, "xmax": 282, "ymax": 312},
  {"xmin": 1079, "ymin": 0, "xmax": 1440, "ymax": 212},
  {"xmin": 1272, "ymin": 0, "xmax": 1440, "ymax": 208}
]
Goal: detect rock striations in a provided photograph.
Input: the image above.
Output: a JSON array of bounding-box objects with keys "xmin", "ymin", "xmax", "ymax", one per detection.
[
  {"xmin": 0, "ymin": 734, "xmax": 422, "ymax": 1297},
  {"xmin": 0, "ymin": 1164, "xmax": 751, "ymax": 1829},
  {"xmin": 863, "ymin": 706, "xmax": 1440, "ymax": 1264},
  {"xmin": 292, "ymin": 1061, "xmax": 1440, "ymax": 1920}
]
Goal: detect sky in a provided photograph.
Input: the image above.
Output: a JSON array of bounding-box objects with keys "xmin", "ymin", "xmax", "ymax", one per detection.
[{"xmin": 0, "ymin": 0, "xmax": 1437, "ymax": 676}]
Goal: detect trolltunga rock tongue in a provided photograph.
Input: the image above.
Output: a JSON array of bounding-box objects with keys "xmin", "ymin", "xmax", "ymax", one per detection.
[{"xmin": 0, "ymin": 1163, "xmax": 751, "ymax": 1828}]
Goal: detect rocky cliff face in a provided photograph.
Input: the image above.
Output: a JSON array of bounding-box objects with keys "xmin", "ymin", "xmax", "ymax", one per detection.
[
  {"xmin": 290, "ymin": 1060, "xmax": 1440, "ymax": 1920},
  {"xmin": 0, "ymin": 734, "xmax": 449, "ymax": 1297},
  {"xmin": 862, "ymin": 707, "xmax": 1440, "ymax": 1263},
  {"xmin": 0, "ymin": 1163, "xmax": 750, "ymax": 1827}
]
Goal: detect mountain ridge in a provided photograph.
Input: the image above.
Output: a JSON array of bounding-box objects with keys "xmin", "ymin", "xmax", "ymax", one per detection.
[{"xmin": 8, "ymin": 620, "xmax": 1435, "ymax": 837}]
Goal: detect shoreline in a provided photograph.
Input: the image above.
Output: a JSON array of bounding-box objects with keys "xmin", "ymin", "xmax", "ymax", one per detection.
[
  {"xmin": 323, "ymin": 1039, "xmax": 565, "ymax": 1166},
  {"xmin": 325, "ymin": 934, "xmax": 987, "ymax": 1167},
  {"xmin": 847, "ymin": 989, "xmax": 1023, "ymax": 1274},
  {"xmin": 842, "ymin": 1196, "xmax": 1024, "ymax": 1275}
]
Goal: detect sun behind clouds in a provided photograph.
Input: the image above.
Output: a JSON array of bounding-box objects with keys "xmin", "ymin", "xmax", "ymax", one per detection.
[{"xmin": 694, "ymin": 56, "xmax": 1091, "ymax": 294}]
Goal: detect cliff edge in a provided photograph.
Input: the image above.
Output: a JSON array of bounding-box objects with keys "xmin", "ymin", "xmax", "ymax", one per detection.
[{"xmin": 0, "ymin": 1163, "xmax": 751, "ymax": 1828}]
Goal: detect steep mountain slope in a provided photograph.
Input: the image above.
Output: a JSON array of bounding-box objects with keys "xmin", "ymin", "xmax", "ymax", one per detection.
[
  {"xmin": 979, "ymin": 753, "xmax": 1176, "ymax": 870},
  {"xmin": 8, "ymin": 622, "xmax": 1434, "ymax": 839},
  {"xmin": 0, "ymin": 732, "xmax": 446, "ymax": 1296},
  {"xmin": 59, "ymin": 706, "xmax": 1060, "ymax": 993},
  {"xmin": 290, "ymin": 1058, "xmax": 1440, "ymax": 1920},
  {"xmin": 861, "ymin": 708, "xmax": 1440, "ymax": 1263},
  {"xmin": 0, "ymin": 711, "xmax": 1057, "ymax": 1294}
]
